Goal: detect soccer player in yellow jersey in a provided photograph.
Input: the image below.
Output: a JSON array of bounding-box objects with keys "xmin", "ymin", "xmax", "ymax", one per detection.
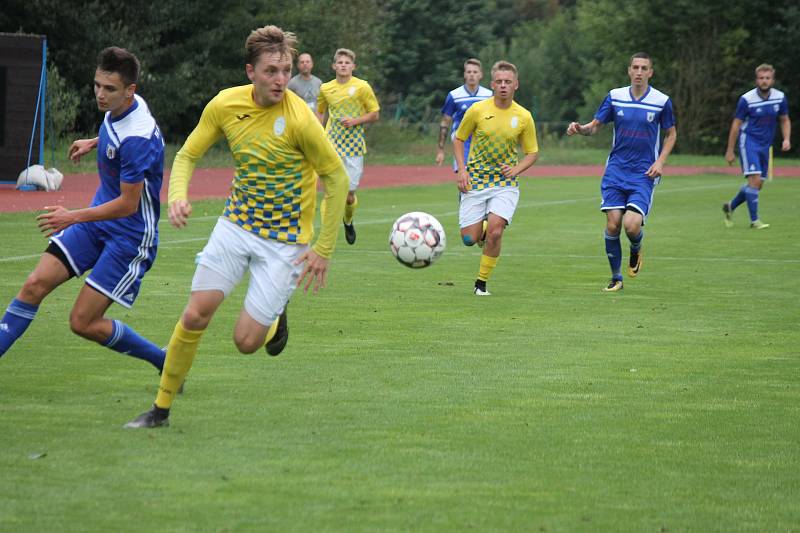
[
  {"xmin": 454, "ymin": 61, "xmax": 539, "ymax": 296},
  {"xmin": 316, "ymin": 48, "xmax": 380, "ymax": 245},
  {"xmin": 125, "ymin": 26, "xmax": 349, "ymax": 428}
]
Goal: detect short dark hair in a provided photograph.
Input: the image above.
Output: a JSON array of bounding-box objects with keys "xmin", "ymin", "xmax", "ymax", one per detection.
[
  {"xmin": 630, "ymin": 52, "xmax": 652, "ymax": 66},
  {"xmin": 96, "ymin": 47, "xmax": 140, "ymax": 86}
]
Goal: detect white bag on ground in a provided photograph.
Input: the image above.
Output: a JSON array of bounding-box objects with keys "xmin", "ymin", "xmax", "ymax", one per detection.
[{"xmin": 16, "ymin": 165, "xmax": 64, "ymax": 191}]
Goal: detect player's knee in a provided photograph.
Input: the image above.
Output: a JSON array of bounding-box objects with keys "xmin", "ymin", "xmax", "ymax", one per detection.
[
  {"xmin": 486, "ymin": 225, "xmax": 503, "ymax": 243},
  {"xmin": 181, "ymin": 307, "xmax": 213, "ymax": 331},
  {"xmin": 68, "ymin": 310, "xmax": 95, "ymax": 339},
  {"xmin": 462, "ymin": 234, "xmax": 475, "ymax": 246},
  {"xmin": 20, "ymin": 273, "xmax": 50, "ymax": 302},
  {"xmin": 233, "ymin": 333, "xmax": 261, "ymax": 354}
]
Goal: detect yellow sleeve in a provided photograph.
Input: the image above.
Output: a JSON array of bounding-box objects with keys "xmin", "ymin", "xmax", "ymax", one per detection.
[
  {"xmin": 455, "ymin": 106, "xmax": 477, "ymax": 142},
  {"xmin": 168, "ymin": 98, "xmax": 224, "ymax": 203},
  {"xmin": 520, "ymin": 113, "xmax": 539, "ymax": 154},
  {"xmin": 316, "ymin": 88, "xmax": 328, "ymax": 116},
  {"xmin": 361, "ymin": 83, "xmax": 380, "ymax": 113},
  {"xmin": 313, "ymin": 165, "xmax": 348, "ymax": 258},
  {"xmin": 294, "ymin": 117, "xmax": 348, "ymax": 258}
]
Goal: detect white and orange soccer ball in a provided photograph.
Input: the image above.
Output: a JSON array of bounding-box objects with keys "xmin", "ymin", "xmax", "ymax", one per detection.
[{"xmin": 389, "ymin": 212, "xmax": 446, "ymax": 268}]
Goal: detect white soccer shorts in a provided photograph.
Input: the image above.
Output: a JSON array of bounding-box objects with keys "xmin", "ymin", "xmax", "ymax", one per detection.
[
  {"xmin": 191, "ymin": 218, "xmax": 306, "ymax": 326},
  {"xmin": 343, "ymin": 156, "xmax": 364, "ymax": 191},
  {"xmin": 458, "ymin": 186, "xmax": 520, "ymax": 228}
]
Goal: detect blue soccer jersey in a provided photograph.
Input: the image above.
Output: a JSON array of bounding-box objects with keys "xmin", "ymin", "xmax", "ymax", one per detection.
[
  {"xmin": 595, "ymin": 86, "xmax": 675, "ymax": 183},
  {"xmin": 50, "ymin": 95, "xmax": 164, "ymax": 308},
  {"xmin": 95, "ymin": 94, "xmax": 164, "ymax": 242},
  {"xmin": 735, "ymin": 88, "xmax": 788, "ymax": 149},
  {"xmin": 441, "ymin": 84, "xmax": 492, "ymax": 168}
]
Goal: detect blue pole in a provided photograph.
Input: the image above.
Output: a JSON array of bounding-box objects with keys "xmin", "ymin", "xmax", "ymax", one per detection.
[
  {"xmin": 39, "ymin": 39, "xmax": 47, "ymax": 166},
  {"xmin": 19, "ymin": 37, "xmax": 46, "ymax": 191}
]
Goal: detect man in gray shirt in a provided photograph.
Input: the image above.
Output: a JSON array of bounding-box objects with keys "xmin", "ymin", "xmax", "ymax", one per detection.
[{"xmin": 288, "ymin": 52, "xmax": 322, "ymax": 109}]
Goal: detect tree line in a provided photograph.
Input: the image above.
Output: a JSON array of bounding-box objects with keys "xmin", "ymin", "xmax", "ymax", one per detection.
[{"xmin": 2, "ymin": 0, "xmax": 797, "ymax": 154}]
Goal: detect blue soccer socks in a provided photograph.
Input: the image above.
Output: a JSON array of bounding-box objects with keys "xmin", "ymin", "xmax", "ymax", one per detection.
[
  {"xmin": 604, "ymin": 231, "xmax": 623, "ymax": 281},
  {"xmin": 103, "ymin": 320, "xmax": 166, "ymax": 371},
  {"xmin": 0, "ymin": 299, "xmax": 39, "ymax": 357},
  {"xmin": 730, "ymin": 185, "xmax": 747, "ymax": 212},
  {"xmin": 744, "ymin": 186, "xmax": 760, "ymax": 222},
  {"xmin": 629, "ymin": 230, "xmax": 644, "ymax": 254}
]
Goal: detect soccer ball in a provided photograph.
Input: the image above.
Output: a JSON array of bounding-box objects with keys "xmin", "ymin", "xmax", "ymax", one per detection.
[{"xmin": 389, "ymin": 211, "xmax": 446, "ymax": 268}]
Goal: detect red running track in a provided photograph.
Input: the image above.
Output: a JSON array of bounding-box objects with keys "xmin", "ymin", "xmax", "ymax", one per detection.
[{"xmin": 1, "ymin": 164, "xmax": 798, "ymax": 213}]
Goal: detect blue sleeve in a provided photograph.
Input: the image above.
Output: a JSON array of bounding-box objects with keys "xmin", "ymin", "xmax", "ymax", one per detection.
[
  {"xmin": 441, "ymin": 93, "xmax": 456, "ymax": 117},
  {"xmin": 734, "ymin": 97, "xmax": 748, "ymax": 120},
  {"xmin": 660, "ymin": 98, "xmax": 675, "ymax": 129},
  {"xmin": 119, "ymin": 137, "xmax": 153, "ymax": 184},
  {"xmin": 779, "ymin": 96, "xmax": 789, "ymax": 116},
  {"xmin": 594, "ymin": 95, "xmax": 613, "ymax": 124}
]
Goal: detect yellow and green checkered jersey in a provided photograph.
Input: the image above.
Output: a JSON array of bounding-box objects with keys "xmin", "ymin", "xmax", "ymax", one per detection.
[
  {"xmin": 169, "ymin": 85, "xmax": 342, "ymax": 245},
  {"xmin": 317, "ymin": 77, "xmax": 380, "ymax": 157},
  {"xmin": 455, "ymin": 98, "xmax": 538, "ymax": 190}
]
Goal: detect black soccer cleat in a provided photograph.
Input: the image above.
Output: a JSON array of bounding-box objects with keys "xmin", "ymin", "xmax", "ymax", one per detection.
[
  {"xmin": 124, "ymin": 405, "xmax": 170, "ymax": 429},
  {"xmin": 603, "ymin": 279, "xmax": 624, "ymax": 292},
  {"xmin": 627, "ymin": 250, "xmax": 643, "ymax": 278},
  {"xmin": 265, "ymin": 309, "xmax": 289, "ymax": 356},
  {"xmin": 344, "ymin": 222, "xmax": 356, "ymax": 245},
  {"xmin": 722, "ymin": 203, "xmax": 734, "ymax": 228}
]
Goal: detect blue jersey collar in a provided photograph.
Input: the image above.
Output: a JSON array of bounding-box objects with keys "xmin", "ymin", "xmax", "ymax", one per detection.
[{"xmin": 110, "ymin": 97, "xmax": 139, "ymax": 123}]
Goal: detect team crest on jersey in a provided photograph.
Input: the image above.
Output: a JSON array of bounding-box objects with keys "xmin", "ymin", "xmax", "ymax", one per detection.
[
  {"xmin": 274, "ymin": 116, "xmax": 286, "ymax": 136},
  {"xmin": 510, "ymin": 116, "xmax": 519, "ymax": 129},
  {"xmin": 773, "ymin": 104, "xmax": 779, "ymax": 112},
  {"xmin": 647, "ymin": 112, "xmax": 655, "ymax": 122},
  {"xmin": 756, "ymin": 107, "xmax": 763, "ymax": 114},
  {"xmin": 106, "ymin": 145, "xmax": 116, "ymax": 159},
  {"xmin": 348, "ymin": 87, "xmax": 356, "ymax": 96},
  {"xmin": 617, "ymin": 110, "xmax": 624, "ymax": 116}
]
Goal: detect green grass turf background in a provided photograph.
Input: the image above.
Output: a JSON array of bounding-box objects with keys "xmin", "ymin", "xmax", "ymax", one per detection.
[{"xmin": 0, "ymin": 174, "xmax": 798, "ymax": 531}]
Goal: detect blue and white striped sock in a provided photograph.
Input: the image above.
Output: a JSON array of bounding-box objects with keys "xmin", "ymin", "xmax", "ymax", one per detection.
[{"xmin": 0, "ymin": 298, "xmax": 39, "ymax": 357}]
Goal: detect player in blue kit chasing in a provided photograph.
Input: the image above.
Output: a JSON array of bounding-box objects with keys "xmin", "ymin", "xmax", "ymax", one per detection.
[
  {"xmin": 0, "ymin": 47, "xmax": 167, "ymax": 372},
  {"xmin": 436, "ymin": 58, "xmax": 493, "ymax": 169},
  {"xmin": 567, "ymin": 52, "xmax": 677, "ymax": 292},
  {"xmin": 722, "ymin": 63, "xmax": 791, "ymax": 229}
]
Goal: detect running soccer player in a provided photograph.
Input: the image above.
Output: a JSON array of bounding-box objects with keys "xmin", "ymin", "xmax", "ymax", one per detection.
[
  {"xmin": 722, "ymin": 63, "xmax": 791, "ymax": 229},
  {"xmin": 125, "ymin": 25, "xmax": 349, "ymax": 429},
  {"xmin": 436, "ymin": 58, "xmax": 492, "ymax": 169},
  {"xmin": 567, "ymin": 52, "xmax": 677, "ymax": 292},
  {"xmin": 316, "ymin": 48, "xmax": 380, "ymax": 245},
  {"xmin": 454, "ymin": 60, "xmax": 539, "ymax": 296},
  {"xmin": 0, "ymin": 47, "xmax": 166, "ymax": 372},
  {"xmin": 287, "ymin": 52, "xmax": 322, "ymax": 110}
]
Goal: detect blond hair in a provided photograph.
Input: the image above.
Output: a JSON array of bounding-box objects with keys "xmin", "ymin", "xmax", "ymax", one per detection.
[
  {"xmin": 464, "ymin": 58, "xmax": 482, "ymax": 70},
  {"xmin": 245, "ymin": 25, "xmax": 297, "ymax": 65},
  {"xmin": 755, "ymin": 63, "xmax": 775, "ymax": 76},
  {"xmin": 333, "ymin": 48, "xmax": 356, "ymax": 63},
  {"xmin": 491, "ymin": 60, "xmax": 518, "ymax": 78}
]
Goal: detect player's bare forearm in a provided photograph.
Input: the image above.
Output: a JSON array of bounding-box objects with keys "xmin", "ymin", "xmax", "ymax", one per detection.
[
  {"xmin": 647, "ymin": 127, "xmax": 677, "ymax": 178},
  {"xmin": 780, "ymin": 115, "xmax": 791, "ymax": 150},
  {"xmin": 508, "ymin": 152, "xmax": 539, "ymax": 177},
  {"xmin": 567, "ymin": 119, "xmax": 601, "ymax": 136},
  {"xmin": 36, "ymin": 183, "xmax": 142, "ymax": 236},
  {"xmin": 68, "ymin": 137, "xmax": 99, "ymax": 163},
  {"xmin": 725, "ymin": 119, "xmax": 742, "ymax": 160}
]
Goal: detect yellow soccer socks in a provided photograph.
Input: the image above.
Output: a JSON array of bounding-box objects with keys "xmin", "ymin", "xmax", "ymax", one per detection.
[
  {"xmin": 478, "ymin": 254, "xmax": 498, "ymax": 282},
  {"xmin": 155, "ymin": 321, "xmax": 203, "ymax": 410}
]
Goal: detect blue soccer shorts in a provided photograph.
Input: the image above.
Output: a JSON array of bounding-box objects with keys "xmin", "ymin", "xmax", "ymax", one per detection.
[
  {"xmin": 50, "ymin": 222, "xmax": 157, "ymax": 308},
  {"xmin": 739, "ymin": 143, "xmax": 769, "ymax": 178},
  {"xmin": 600, "ymin": 176, "xmax": 658, "ymax": 223}
]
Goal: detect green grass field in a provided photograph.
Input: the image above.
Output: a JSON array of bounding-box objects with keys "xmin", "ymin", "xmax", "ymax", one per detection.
[{"xmin": 1, "ymin": 174, "xmax": 799, "ymax": 531}]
